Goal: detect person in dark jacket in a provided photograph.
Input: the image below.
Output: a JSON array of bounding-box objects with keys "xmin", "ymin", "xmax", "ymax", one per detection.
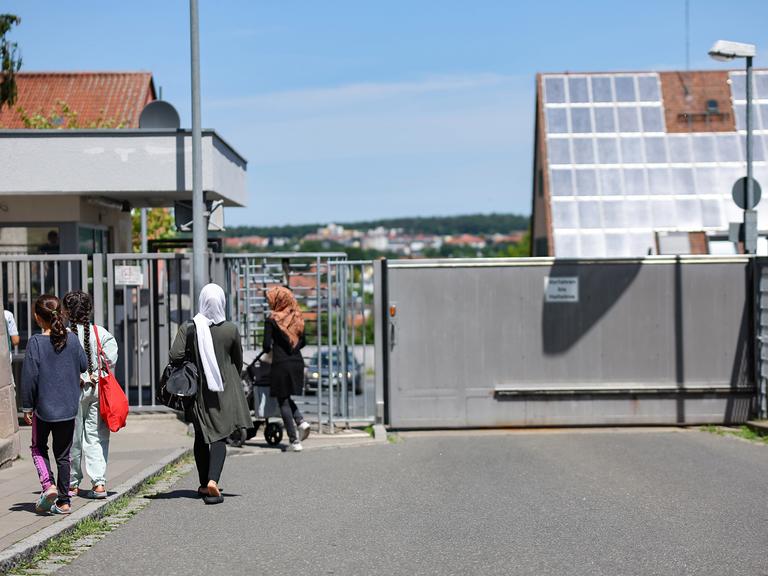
[
  {"xmin": 263, "ymin": 285, "xmax": 311, "ymax": 452},
  {"xmin": 169, "ymin": 283, "xmax": 251, "ymax": 504},
  {"xmin": 21, "ymin": 295, "xmax": 88, "ymax": 515}
]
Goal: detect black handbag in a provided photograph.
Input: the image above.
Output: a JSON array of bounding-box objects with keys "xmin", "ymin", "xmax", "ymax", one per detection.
[{"xmin": 158, "ymin": 323, "xmax": 199, "ymax": 412}]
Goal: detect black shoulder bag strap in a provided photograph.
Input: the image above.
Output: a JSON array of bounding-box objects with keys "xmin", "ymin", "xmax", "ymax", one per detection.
[{"xmin": 184, "ymin": 322, "xmax": 197, "ymax": 365}]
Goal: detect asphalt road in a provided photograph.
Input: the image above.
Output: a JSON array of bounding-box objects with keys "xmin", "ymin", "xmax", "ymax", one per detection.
[{"xmin": 58, "ymin": 429, "xmax": 768, "ymax": 576}]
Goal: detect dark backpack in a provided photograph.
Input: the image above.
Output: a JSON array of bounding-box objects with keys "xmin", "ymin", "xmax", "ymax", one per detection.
[{"xmin": 158, "ymin": 323, "xmax": 199, "ymax": 412}]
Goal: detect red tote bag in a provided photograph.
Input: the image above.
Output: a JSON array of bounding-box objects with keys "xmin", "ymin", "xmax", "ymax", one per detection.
[{"xmin": 94, "ymin": 325, "xmax": 129, "ymax": 432}]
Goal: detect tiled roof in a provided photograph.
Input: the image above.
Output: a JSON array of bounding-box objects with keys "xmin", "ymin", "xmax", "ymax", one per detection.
[{"xmin": 0, "ymin": 72, "xmax": 155, "ymax": 128}]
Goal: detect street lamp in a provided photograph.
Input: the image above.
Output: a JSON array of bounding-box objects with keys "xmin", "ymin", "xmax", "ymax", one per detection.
[{"xmin": 709, "ymin": 40, "xmax": 758, "ymax": 253}]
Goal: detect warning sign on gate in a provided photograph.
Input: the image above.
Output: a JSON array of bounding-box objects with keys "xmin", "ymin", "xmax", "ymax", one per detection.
[{"xmin": 115, "ymin": 265, "xmax": 144, "ymax": 286}]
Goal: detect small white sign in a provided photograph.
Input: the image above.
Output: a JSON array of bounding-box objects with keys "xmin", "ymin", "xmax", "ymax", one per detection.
[
  {"xmin": 115, "ymin": 265, "xmax": 144, "ymax": 286},
  {"xmin": 545, "ymin": 276, "xmax": 579, "ymax": 302}
]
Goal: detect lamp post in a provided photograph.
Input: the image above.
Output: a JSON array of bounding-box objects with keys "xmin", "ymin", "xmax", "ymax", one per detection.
[
  {"xmin": 190, "ymin": 0, "xmax": 207, "ymax": 300},
  {"xmin": 709, "ymin": 40, "xmax": 757, "ymax": 253}
]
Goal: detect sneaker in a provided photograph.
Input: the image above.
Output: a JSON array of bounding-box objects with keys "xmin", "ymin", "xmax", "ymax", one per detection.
[
  {"xmin": 298, "ymin": 421, "xmax": 311, "ymax": 442},
  {"xmin": 286, "ymin": 441, "xmax": 303, "ymax": 452}
]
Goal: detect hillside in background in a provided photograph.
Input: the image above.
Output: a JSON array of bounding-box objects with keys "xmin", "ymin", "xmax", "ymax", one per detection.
[{"xmin": 226, "ymin": 213, "xmax": 530, "ymax": 239}]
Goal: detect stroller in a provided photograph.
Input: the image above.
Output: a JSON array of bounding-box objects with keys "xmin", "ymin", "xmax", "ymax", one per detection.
[{"xmin": 228, "ymin": 351, "xmax": 283, "ymax": 447}]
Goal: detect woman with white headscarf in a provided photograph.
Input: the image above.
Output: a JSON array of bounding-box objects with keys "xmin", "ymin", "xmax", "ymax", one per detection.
[{"xmin": 169, "ymin": 283, "xmax": 251, "ymax": 505}]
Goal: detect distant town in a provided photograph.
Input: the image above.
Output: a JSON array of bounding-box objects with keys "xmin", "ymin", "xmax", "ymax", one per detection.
[{"xmin": 219, "ymin": 213, "xmax": 531, "ymax": 259}]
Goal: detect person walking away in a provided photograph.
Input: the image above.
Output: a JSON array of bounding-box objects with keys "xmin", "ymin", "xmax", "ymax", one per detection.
[
  {"xmin": 5, "ymin": 307, "xmax": 19, "ymax": 386},
  {"xmin": 169, "ymin": 283, "xmax": 251, "ymax": 505},
  {"xmin": 263, "ymin": 285, "xmax": 311, "ymax": 452},
  {"xmin": 21, "ymin": 295, "xmax": 87, "ymax": 514},
  {"xmin": 63, "ymin": 290, "xmax": 118, "ymax": 499}
]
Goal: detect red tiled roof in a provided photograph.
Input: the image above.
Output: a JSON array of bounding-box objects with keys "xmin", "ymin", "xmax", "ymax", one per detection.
[{"xmin": 0, "ymin": 72, "xmax": 155, "ymax": 128}]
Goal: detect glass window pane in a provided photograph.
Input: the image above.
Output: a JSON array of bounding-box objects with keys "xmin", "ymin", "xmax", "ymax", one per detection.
[
  {"xmin": 692, "ymin": 135, "xmax": 717, "ymax": 162},
  {"xmin": 596, "ymin": 138, "xmax": 619, "ymax": 164},
  {"xmin": 568, "ymin": 77, "xmax": 589, "ymax": 103},
  {"xmin": 570, "ymin": 108, "xmax": 592, "ymax": 133},
  {"xmin": 572, "ymin": 138, "xmax": 595, "ymax": 164},
  {"xmin": 734, "ymin": 103, "xmax": 746, "ymax": 130},
  {"xmin": 620, "ymin": 137, "xmax": 644, "ymax": 163},
  {"xmin": 730, "ymin": 73, "xmax": 746, "ymax": 101},
  {"xmin": 755, "ymin": 73, "xmax": 768, "ymax": 99},
  {"xmin": 716, "ymin": 134, "xmax": 742, "ymax": 162},
  {"xmin": 668, "ymin": 136, "xmax": 692, "ymax": 163},
  {"xmin": 614, "ymin": 76, "xmax": 637, "ymax": 102},
  {"xmin": 651, "ymin": 199, "xmax": 677, "ymax": 228},
  {"xmin": 647, "ymin": 168, "xmax": 671, "ymax": 194},
  {"xmin": 623, "ymin": 168, "xmax": 646, "ymax": 195},
  {"xmin": 575, "ymin": 169, "xmax": 598, "ymax": 195},
  {"xmin": 546, "ymin": 108, "xmax": 568, "ymax": 133},
  {"xmin": 605, "ymin": 232, "xmax": 628, "ymax": 256},
  {"xmin": 618, "ymin": 108, "xmax": 640, "ymax": 132},
  {"xmin": 644, "ymin": 137, "xmax": 667, "ymax": 163},
  {"xmin": 591, "ymin": 77, "xmax": 613, "ymax": 102},
  {"xmin": 628, "ymin": 232, "xmax": 654, "ymax": 256},
  {"xmin": 578, "ymin": 200, "xmax": 602, "ymax": 228},
  {"xmin": 550, "ymin": 169, "xmax": 574, "ymax": 196},
  {"xmin": 554, "ymin": 231, "xmax": 580, "ymax": 258},
  {"xmin": 552, "ymin": 201, "xmax": 578, "ymax": 228},
  {"xmin": 641, "ymin": 107, "xmax": 664, "ymax": 132},
  {"xmin": 544, "ymin": 77, "xmax": 566, "ymax": 103},
  {"xmin": 599, "ymin": 169, "xmax": 623, "ymax": 195},
  {"xmin": 548, "ymin": 139, "xmax": 571, "ymax": 164},
  {"xmin": 637, "ymin": 76, "xmax": 660, "ymax": 101},
  {"xmin": 701, "ymin": 199, "xmax": 722, "ymax": 228},
  {"xmin": 670, "ymin": 168, "xmax": 696, "ymax": 194},
  {"xmin": 742, "ymin": 135, "xmax": 766, "ymax": 161},
  {"xmin": 694, "ymin": 167, "xmax": 720, "ymax": 195},
  {"xmin": 580, "ymin": 233, "xmax": 606, "ymax": 257},
  {"xmin": 594, "ymin": 108, "xmax": 616, "ymax": 132},
  {"xmin": 676, "ymin": 198, "xmax": 702, "ymax": 228},
  {"xmin": 760, "ymin": 103, "xmax": 768, "ymax": 130},
  {"xmin": 602, "ymin": 201, "xmax": 626, "ymax": 228},
  {"xmin": 626, "ymin": 200, "xmax": 651, "ymax": 227}
]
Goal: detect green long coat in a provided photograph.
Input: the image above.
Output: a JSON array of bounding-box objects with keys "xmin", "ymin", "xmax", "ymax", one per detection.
[{"xmin": 169, "ymin": 321, "xmax": 252, "ymax": 444}]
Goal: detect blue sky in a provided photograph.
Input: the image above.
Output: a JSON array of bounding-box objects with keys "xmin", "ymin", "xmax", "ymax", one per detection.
[{"xmin": 3, "ymin": 0, "xmax": 768, "ymax": 226}]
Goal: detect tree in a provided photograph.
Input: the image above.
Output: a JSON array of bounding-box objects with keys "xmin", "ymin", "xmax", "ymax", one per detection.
[
  {"xmin": 131, "ymin": 208, "xmax": 176, "ymax": 252},
  {"xmin": 0, "ymin": 14, "xmax": 22, "ymax": 111},
  {"xmin": 16, "ymin": 99, "xmax": 127, "ymax": 129}
]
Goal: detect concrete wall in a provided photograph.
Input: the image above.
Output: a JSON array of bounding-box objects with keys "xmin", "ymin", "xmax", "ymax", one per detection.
[
  {"xmin": 385, "ymin": 257, "xmax": 753, "ymax": 428},
  {"xmin": 0, "ymin": 301, "xmax": 19, "ymax": 468}
]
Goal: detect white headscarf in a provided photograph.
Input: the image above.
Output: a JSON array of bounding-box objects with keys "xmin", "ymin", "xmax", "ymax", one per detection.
[{"xmin": 193, "ymin": 283, "xmax": 227, "ymax": 392}]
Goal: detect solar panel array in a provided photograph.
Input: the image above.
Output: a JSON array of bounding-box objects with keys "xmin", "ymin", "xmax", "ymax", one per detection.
[{"xmin": 543, "ymin": 72, "xmax": 768, "ymax": 257}]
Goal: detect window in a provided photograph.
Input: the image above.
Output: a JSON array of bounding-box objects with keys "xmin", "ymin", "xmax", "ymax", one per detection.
[
  {"xmin": 544, "ymin": 77, "xmax": 566, "ymax": 103},
  {"xmin": 625, "ymin": 200, "xmax": 651, "ymax": 227},
  {"xmin": 641, "ymin": 107, "xmax": 664, "ymax": 132},
  {"xmin": 620, "ymin": 137, "xmax": 644, "ymax": 164},
  {"xmin": 694, "ymin": 167, "xmax": 720, "ymax": 195},
  {"xmin": 644, "ymin": 137, "xmax": 667, "ymax": 163},
  {"xmin": 614, "ymin": 76, "xmax": 637, "ymax": 102},
  {"xmin": 605, "ymin": 232, "xmax": 628, "ymax": 256},
  {"xmin": 596, "ymin": 138, "xmax": 619, "ymax": 164},
  {"xmin": 580, "ymin": 233, "xmax": 606, "ymax": 257},
  {"xmin": 550, "ymin": 169, "xmax": 574, "ymax": 196},
  {"xmin": 574, "ymin": 169, "xmax": 599, "ymax": 195},
  {"xmin": 552, "ymin": 201, "xmax": 578, "ymax": 228},
  {"xmin": 670, "ymin": 168, "xmax": 696, "ymax": 195},
  {"xmin": 570, "ymin": 108, "xmax": 593, "ymax": 133},
  {"xmin": 599, "ymin": 169, "xmax": 623, "ymax": 195},
  {"xmin": 547, "ymin": 139, "xmax": 571, "ymax": 164},
  {"xmin": 594, "ymin": 108, "xmax": 616, "ymax": 133},
  {"xmin": 591, "ymin": 77, "xmax": 613, "ymax": 102},
  {"xmin": 716, "ymin": 134, "xmax": 742, "ymax": 162},
  {"xmin": 651, "ymin": 199, "xmax": 677, "ymax": 228},
  {"xmin": 554, "ymin": 231, "xmax": 580, "ymax": 257},
  {"xmin": 623, "ymin": 168, "xmax": 646, "ymax": 195},
  {"xmin": 730, "ymin": 73, "xmax": 746, "ymax": 101},
  {"xmin": 647, "ymin": 168, "xmax": 671, "ymax": 194},
  {"xmin": 618, "ymin": 108, "xmax": 640, "ymax": 132},
  {"xmin": 602, "ymin": 201, "xmax": 626, "ymax": 228},
  {"xmin": 692, "ymin": 135, "xmax": 717, "ymax": 162},
  {"xmin": 676, "ymin": 198, "xmax": 702, "ymax": 228},
  {"xmin": 668, "ymin": 136, "xmax": 692, "ymax": 163},
  {"xmin": 572, "ymin": 138, "xmax": 595, "ymax": 164},
  {"xmin": 578, "ymin": 200, "xmax": 602, "ymax": 228},
  {"xmin": 568, "ymin": 77, "xmax": 590, "ymax": 103},
  {"xmin": 701, "ymin": 199, "xmax": 722, "ymax": 228},
  {"xmin": 546, "ymin": 108, "xmax": 568, "ymax": 133},
  {"xmin": 755, "ymin": 73, "xmax": 768, "ymax": 100},
  {"xmin": 637, "ymin": 76, "xmax": 661, "ymax": 102}
]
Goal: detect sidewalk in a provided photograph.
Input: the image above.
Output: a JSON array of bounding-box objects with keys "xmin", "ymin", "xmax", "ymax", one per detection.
[{"xmin": 0, "ymin": 413, "xmax": 192, "ymax": 556}]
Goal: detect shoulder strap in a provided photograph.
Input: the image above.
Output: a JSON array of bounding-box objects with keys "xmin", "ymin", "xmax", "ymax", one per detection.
[
  {"xmin": 184, "ymin": 322, "xmax": 197, "ymax": 361},
  {"xmin": 93, "ymin": 324, "xmax": 108, "ymax": 376}
]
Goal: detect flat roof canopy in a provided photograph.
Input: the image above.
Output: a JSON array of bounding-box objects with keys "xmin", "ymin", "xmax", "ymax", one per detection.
[{"xmin": 0, "ymin": 129, "xmax": 248, "ymax": 208}]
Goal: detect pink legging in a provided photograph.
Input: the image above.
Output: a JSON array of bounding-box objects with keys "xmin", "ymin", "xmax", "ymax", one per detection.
[{"xmin": 30, "ymin": 415, "xmax": 75, "ymax": 502}]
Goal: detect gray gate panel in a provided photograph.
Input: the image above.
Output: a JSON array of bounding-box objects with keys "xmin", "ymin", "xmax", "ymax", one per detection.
[{"xmin": 387, "ymin": 257, "xmax": 753, "ymax": 428}]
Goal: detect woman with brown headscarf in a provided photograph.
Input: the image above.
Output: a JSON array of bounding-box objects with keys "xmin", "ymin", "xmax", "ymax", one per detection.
[{"xmin": 263, "ymin": 286, "xmax": 310, "ymax": 451}]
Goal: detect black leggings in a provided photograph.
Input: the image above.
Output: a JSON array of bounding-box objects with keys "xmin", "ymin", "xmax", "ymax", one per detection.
[
  {"xmin": 31, "ymin": 416, "xmax": 75, "ymax": 505},
  {"xmin": 193, "ymin": 425, "xmax": 227, "ymax": 487},
  {"xmin": 277, "ymin": 396, "xmax": 304, "ymax": 443}
]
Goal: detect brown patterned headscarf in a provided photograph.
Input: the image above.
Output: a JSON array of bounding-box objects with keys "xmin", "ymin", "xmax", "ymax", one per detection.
[{"xmin": 267, "ymin": 286, "xmax": 304, "ymax": 348}]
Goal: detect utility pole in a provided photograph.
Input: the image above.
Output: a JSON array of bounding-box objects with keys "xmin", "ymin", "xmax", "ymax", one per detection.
[{"xmin": 190, "ymin": 0, "xmax": 207, "ymax": 300}]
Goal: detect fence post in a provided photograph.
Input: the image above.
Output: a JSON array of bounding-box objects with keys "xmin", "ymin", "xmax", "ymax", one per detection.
[
  {"xmin": 373, "ymin": 259, "xmax": 387, "ymax": 425},
  {"xmin": 93, "ymin": 254, "xmax": 105, "ymax": 327}
]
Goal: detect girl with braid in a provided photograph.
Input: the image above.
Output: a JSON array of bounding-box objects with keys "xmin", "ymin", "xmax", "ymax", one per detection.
[
  {"xmin": 21, "ymin": 295, "xmax": 87, "ymax": 514},
  {"xmin": 62, "ymin": 290, "xmax": 118, "ymax": 499}
]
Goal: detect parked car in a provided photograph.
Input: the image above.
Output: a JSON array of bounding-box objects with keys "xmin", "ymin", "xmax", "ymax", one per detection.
[{"xmin": 304, "ymin": 349, "xmax": 363, "ymax": 395}]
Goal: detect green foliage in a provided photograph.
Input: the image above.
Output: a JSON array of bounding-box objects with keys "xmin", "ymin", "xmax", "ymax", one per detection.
[
  {"xmin": 0, "ymin": 14, "xmax": 22, "ymax": 111},
  {"xmin": 227, "ymin": 212, "xmax": 530, "ymax": 239},
  {"xmin": 16, "ymin": 99, "xmax": 128, "ymax": 129},
  {"xmin": 131, "ymin": 208, "xmax": 176, "ymax": 252}
]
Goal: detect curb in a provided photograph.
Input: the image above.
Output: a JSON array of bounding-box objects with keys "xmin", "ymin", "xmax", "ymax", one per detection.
[
  {"xmin": 746, "ymin": 420, "xmax": 768, "ymax": 436},
  {"xmin": 0, "ymin": 446, "xmax": 192, "ymax": 575}
]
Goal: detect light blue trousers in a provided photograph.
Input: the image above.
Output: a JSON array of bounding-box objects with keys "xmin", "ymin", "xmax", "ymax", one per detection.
[{"xmin": 70, "ymin": 385, "xmax": 110, "ymax": 488}]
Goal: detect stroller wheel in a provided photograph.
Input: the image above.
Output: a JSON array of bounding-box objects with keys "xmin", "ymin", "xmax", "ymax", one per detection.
[{"xmin": 265, "ymin": 422, "xmax": 283, "ymax": 446}]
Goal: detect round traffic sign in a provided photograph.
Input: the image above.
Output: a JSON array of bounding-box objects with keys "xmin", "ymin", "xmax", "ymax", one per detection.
[{"xmin": 732, "ymin": 177, "xmax": 762, "ymax": 210}]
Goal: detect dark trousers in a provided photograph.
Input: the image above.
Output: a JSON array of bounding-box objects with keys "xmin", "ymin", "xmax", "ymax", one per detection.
[
  {"xmin": 277, "ymin": 396, "xmax": 304, "ymax": 443},
  {"xmin": 30, "ymin": 415, "xmax": 75, "ymax": 505},
  {"xmin": 193, "ymin": 424, "xmax": 227, "ymax": 487}
]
